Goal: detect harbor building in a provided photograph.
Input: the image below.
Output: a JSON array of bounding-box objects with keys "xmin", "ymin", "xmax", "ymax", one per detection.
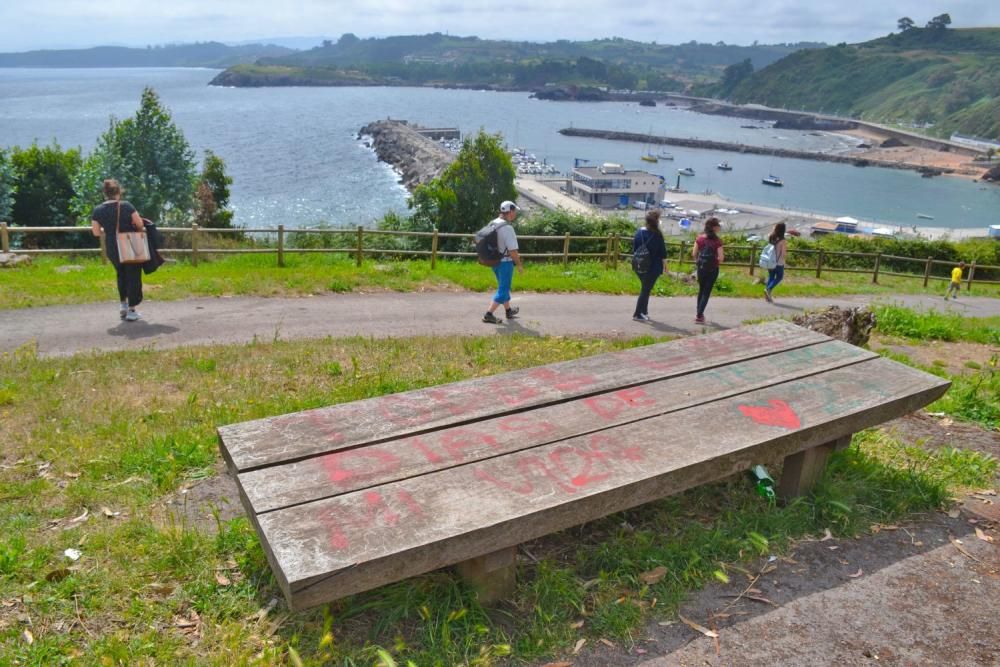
[{"xmin": 569, "ymin": 163, "xmax": 665, "ymax": 208}]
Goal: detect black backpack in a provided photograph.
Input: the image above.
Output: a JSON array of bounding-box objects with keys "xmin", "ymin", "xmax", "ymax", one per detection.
[
  {"xmin": 696, "ymin": 238, "xmax": 717, "ymax": 270},
  {"xmin": 632, "ymin": 231, "xmax": 653, "ymax": 275},
  {"xmin": 474, "ymin": 221, "xmax": 507, "ymax": 267}
]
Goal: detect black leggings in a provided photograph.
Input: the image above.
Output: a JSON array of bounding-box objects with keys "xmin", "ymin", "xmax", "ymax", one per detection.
[
  {"xmin": 696, "ymin": 266, "xmax": 719, "ymax": 317},
  {"xmin": 115, "ymin": 263, "xmax": 143, "ymax": 308}
]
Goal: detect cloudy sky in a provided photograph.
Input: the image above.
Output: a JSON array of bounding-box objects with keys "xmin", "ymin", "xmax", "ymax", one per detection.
[{"xmin": 2, "ymin": 0, "xmax": 998, "ymax": 52}]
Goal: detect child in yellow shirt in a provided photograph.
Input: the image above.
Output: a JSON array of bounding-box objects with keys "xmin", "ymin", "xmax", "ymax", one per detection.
[{"xmin": 945, "ymin": 261, "xmax": 965, "ymax": 300}]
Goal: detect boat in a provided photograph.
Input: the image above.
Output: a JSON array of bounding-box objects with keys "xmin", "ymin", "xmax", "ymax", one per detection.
[
  {"xmin": 657, "ymin": 151, "xmax": 674, "ymax": 160},
  {"xmin": 762, "ymin": 175, "xmax": 783, "ymax": 187},
  {"xmin": 640, "ymin": 153, "xmax": 658, "ymax": 163},
  {"xmin": 916, "ymin": 213, "xmax": 935, "ymax": 220},
  {"xmin": 717, "ymin": 162, "xmax": 733, "ymax": 171},
  {"xmin": 678, "ymin": 167, "xmax": 695, "ymax": 176}
]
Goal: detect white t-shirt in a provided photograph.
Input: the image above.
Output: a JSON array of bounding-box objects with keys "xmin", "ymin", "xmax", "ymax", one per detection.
[{"xmin": 492, "ymin": 217, "xmax": 518, "ymax": 262}]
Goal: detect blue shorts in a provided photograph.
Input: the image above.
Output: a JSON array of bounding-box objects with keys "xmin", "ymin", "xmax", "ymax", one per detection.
[{"xmin": 492, "ymin": 261, "xmax": 514, "ymax": 304}]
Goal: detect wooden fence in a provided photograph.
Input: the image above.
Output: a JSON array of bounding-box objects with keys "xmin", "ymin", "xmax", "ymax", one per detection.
[{"xmin": 2, "ymin": 222, "xmax": 997, "ymax": 291}]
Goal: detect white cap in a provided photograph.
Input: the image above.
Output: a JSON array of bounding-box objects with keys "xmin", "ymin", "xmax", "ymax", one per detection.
[{"xmin": 499, "ymin": 200, "xmax": 519, "ymax": 213}]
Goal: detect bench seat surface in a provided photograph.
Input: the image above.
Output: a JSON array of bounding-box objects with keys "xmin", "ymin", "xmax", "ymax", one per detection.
[{"xmin": 217, "ymin": 322, "xmax": 949, "ymax": 610}]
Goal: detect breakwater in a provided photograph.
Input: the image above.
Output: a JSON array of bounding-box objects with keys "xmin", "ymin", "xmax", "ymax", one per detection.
[
  {"xmin": 359, "ymin": 120, "xmax": 456, "ymax": 190},
  {"xmin": 559, "ymin": 127, "xmax": 953, "ymax": 175}
]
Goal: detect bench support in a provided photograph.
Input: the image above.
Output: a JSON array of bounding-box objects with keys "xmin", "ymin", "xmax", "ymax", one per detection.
[
  {"xmin": 778, "ymin": 435, "xmax": 852, "ymax": 500},
  {"xmin": 455, "ymin": 546, "xmax": 517, "ymax": 604}
]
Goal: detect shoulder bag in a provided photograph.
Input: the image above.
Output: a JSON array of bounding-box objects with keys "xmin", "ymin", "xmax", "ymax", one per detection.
[{"xmin": 115, "ymin": 202, "xmax": 151, "ymax": 264}]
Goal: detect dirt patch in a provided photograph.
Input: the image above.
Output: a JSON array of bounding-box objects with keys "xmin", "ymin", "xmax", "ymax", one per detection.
[
  {"xmin": 161, "ymin": 461, "xmax": 243, "ymax": 532},
  {"xmin": 870, "ymin": 336, "xmax": 997, "ymax": 378},
  {"xmin": 881, "ymin": 411, "xmax": 1000, "ymax": 462}
]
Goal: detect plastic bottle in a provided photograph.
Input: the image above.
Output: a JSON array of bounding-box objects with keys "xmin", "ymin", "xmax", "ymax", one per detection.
[{"xmin": 749, "ymin": 464, "xmax": 776, "ymax": 502}]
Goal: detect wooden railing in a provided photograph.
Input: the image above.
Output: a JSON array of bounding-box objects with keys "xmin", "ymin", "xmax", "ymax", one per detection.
[{"xmin": 2, "ymin": 222, "xmax": 997, "ymax": 290}]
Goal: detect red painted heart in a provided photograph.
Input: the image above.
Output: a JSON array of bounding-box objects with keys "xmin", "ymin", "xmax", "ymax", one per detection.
[{"xmin": 738, "ymin": 399, "xmax": 801, "ymax": 430}]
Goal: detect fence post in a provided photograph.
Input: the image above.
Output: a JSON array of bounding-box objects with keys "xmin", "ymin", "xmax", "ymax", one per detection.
[
  {"xmin": 922, "ymin": 256, "xmax": 932, "ymax": 287},
  {"xmin": 966, "ymin": 261, "xmax": 976, "ymax": 292},
  {"xmin": 430, "ymin": 229, "xmax": 439, "ymax": 270},
  {"xmin": 562, "ymin": 234, "xmax": 570, "ymax": 268},
  {"xmin": 277, "ymin": 224, "xmax": 285, "ymax": 268},
  {"xmin": 191, "ymin": 223, "xmax": 199, "ymax": 267},
  {"xmin": 604, "ymin": 234, "xmax": 612, "ymax": 268},
  {"xmin": 610, "ymin": 234, "xmax": 619, "ymax": 269},
  {"xmin": 749, "ymin": 243, "xmax": 758, "ymax": 276},
  {"xmin": 0, "ymin": 222, "xmax": 8, "ymax": 253},
  {"xmin": 815, "ymin": 249, "xmax": 823, "ymax": 278},
  {"xmin": 356, "ymin": 225, "xmax": 363, "ymax": 267},
  {"xmin": 678, "ymin": 240, "xmax": 687, "ymax": 266},
  {"xmin": 872, "ymin": 252, "xmax": 881, "ymax": 284}
]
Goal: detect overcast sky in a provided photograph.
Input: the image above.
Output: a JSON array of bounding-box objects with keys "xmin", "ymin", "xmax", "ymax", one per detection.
[{"xmin": 2, "ymin": 1, "xmax": 998, "ymax": 52}]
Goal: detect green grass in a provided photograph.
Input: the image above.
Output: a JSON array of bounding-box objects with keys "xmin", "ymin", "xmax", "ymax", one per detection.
[
  {"xmin": 1, "ymin": 334, "xmax": 995, "ymax": 664},
  {"xmin": 874, "ymin": 304, "xmax": 1000, "ymax": 345},
  {"xmin": 4, "ymin": 254, "xmax": 1000, "ymax": 310}
]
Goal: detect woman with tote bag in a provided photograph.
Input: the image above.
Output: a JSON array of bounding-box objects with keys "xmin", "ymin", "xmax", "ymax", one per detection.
[{"xmin": 90, "ymin": 179, "xmax": 148, "ymax": 322}]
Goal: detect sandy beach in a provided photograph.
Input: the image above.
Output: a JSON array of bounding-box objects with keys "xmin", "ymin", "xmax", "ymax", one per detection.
[{"xmin": 837, "ymin": 127, "xmax": 990, "ymax": 180}]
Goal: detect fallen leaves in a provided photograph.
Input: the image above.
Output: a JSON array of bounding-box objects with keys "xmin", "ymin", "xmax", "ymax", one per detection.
[
  {"xmin": 678, "ymin": 613, "xmax": 719, "ymax": 638},
  {"xmin": 599, "ymin": 638, "xmax": 615, "ymax": 648},
  {"xmin": 848, "ymin": 568, "xmax": 864, "ymax": 579},
  {"xmin": 639, "ymin": 566, "xmax": 667, "ymax": 585},
  {"xmin": 950, "ymin": 537, "xmax": 982, "ymax": 563},
  {"xmin": 820, "ymin": 528, "xmax": 833, "ymax": 541},
  {"xmin": 572, "ymin": 638, "xmax": 586, "ymax": 654},
  {"xmin": 975, "ymin": 528, "xmax": 994, "ymax": 544}
]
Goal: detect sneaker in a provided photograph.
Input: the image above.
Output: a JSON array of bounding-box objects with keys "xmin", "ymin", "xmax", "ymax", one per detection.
[
  {"xmin": 764, "ymin": 289, "xmax": 773, "ymax": 303},
  {"xmin": 125, "ymin": 309, "xmax": 141, "ymax": 322},
  {"xmin": 632, "ymin": 313, "xmax": 649, "ymax": 321},
  {"xmin": 694, "ymin": 315, "xmax": 706, "ymax": 324},
  {"xmin": 119, "ymin": 302, "xmax": 128, "ymax": 320},
  {"xmin": 505, "ymin": 305, "xmax": 519, "ymax": 319},
  {"xmin": 482, "ymin": 312, "xmax": 502, "ymax": 324}
]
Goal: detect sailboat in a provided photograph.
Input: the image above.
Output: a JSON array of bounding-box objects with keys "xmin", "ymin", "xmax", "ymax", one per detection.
[
  {"xmin": 717, "ymin": 161, "xmax": 733, "ymax": 171},
  {"xmin": 762, "ymin": 174, "xmax": 784, "ymax": 186},
  {"xmin": 641, "ymin": 151, "xmax": 658, "ymax": 163},
  {"xmin": 657, "ymin": 150, "xmax": 674, "ymax": 161}
]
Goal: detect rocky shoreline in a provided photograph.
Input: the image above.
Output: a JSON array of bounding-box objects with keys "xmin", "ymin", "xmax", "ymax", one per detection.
[{"xmin": 358, "ymin": 120, "xmax": 456, "ymax": 190}]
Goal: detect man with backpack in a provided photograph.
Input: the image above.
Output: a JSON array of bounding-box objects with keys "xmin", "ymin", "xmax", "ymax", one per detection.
[{"xmin": 478, "ymin": 200, "xmax": 523, "ymax": 324}]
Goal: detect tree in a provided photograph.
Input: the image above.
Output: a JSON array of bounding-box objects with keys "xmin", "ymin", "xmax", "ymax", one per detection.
[
  {"xmin": 80, "ymin": 87, "xmax": 197, "ymax": 223},
  {"xmin": 897, "ymin": 17, "xmax": 915, "ymax": 31},
  {"xmin": 409, "ymin": 130, "xmax": 515, "ymax": 242},
  {"xmin": 195, "ymin": 150, "xmax": 234, "ymax": 228},
  {"xmin": 0, "ymin": 149, "xmax": 16, "ymax": 224},
  {"xmin": 9, "ymin": 142, "xmax": 82, "ymax": 248},
  {"xmin": 927, "ymin": 13, "xmax": 951, "ymax": 30},
  {"xmin": 718, "ymin": 58, "xmax": 754, "ymax": 97}
]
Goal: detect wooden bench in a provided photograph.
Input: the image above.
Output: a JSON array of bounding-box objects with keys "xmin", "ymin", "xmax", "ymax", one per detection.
[{"xmin": 217, "ymin": 321, "xmax": 949, "ymax": 610}]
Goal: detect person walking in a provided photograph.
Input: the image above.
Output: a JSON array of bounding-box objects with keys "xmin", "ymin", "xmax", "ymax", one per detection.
[
  {"xmin": 632, "ymin": 209, "xmax": 668, "ymax": 321},
  {"xmin": 90, "ymin": 179, "xmax": 147, "ymax": 322},
  {"xmin": 764, "ymin": 222, "xmax": 788, "ymax": 303},
  {"xmin": 482, "ymin": 200, "xmax": 523, "ymax": 324},
  {"xmin": 692, "ymin": 217, "xmax": 724, "ymax": 324},
  {"xmin": 946, "ymin": 261, "xmax": 965, "ymax": 300}
]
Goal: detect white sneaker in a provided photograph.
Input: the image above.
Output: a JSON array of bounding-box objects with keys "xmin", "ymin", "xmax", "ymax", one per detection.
[
  {"xmin": 125, "ymin": 309, "xmax": 141, "ymax": 322},
  {"xmin": 119, "ymin": 302, "xmax": 128, "ymax": 319},
  {"xmin": 633, "ymin": 314, "xmax": 650, "ymax": 321}
]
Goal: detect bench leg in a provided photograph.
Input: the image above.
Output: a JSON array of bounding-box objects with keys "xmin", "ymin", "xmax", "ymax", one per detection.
[
  {"xmin": 778, "ymin": 435, "xmax": 852, "ymax": 500},
  {"xmin": 455, "ymin": 546, "xmax": 517, "ymax": 604}
]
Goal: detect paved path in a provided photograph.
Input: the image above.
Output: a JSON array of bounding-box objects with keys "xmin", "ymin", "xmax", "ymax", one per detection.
[{"xmin": 2, "ymin": 292, "xmax": 997, "ymax": 357}]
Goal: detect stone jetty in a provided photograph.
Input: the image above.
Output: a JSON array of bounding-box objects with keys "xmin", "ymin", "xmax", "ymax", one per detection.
[
  {"xmin": 558, "ymin": 127, "xmax": 955, "ymax": 175},
  {"xmin": 358, "ymin": 120, "xmax": 456, "ymax": 190}
]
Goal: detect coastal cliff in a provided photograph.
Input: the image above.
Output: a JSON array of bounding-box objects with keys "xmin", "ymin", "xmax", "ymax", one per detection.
[{"xmin": 358, "ymin": 120, "xmax": 456, "ymax": 190}]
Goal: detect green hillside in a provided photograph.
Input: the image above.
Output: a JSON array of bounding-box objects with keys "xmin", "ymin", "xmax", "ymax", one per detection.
[
  {"xmin": 211, "ymin": 33, "xmax": 823, "ymax": 91},
  {"xmin": 0, "ymin": 41, "xmax": 293, "ymax": 68},
  {"xmin": 716, "ymin": 27, "xmax": 1000, "ymax": 140}
]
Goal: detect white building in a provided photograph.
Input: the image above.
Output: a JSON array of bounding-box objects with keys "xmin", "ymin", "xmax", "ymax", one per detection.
[
  {"xmin": 950, "ymin": 133, "xmax": 1000, "ymax": 152},
  {"xmin": 570, "ymin": 163, "xmax": 665, "ymax": 208}
]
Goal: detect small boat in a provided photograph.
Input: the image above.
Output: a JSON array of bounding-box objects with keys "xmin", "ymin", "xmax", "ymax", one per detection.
[
  {"xmin": 678, "ymin": 167, "xmax": 695, "ymax": 176},
  {"xmin": 717, "ymin": 162, "xmax": 733, "ymax": 171},
  {"xmin": 640, "ymin": 153, "xmax": 658, "ymax": 163},
  {"xmin": 916, "ymin": 213, "xmax": 935, "ymax": 220},
  {"xmin": 762, "ymin": 175, "xmax": 783, "ymax": 187},
  {"xmin": 657, "ymin": 151, "xmax": 674, "ymax": 160}
]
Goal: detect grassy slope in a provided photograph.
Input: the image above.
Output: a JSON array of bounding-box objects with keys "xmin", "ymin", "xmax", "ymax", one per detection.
[
  {"xmin": 1, "ymin": 322, "xmax": 995, "ymax": 664},
  {"xmin": 3, "ymin": 254, "xmax": 1000, "ymax": 310},
  {"xmin": 727, "ymin": 28, "xmax": 1000, "ymax": 139}
]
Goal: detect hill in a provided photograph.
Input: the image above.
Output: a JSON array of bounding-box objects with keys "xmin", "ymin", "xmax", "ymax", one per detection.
[
  {"xmin": 209, "ymin": 33, "xmax": 823, "ymax": 91},
  {"xmin": 0, "ymin": 41, "xmax": 294, "ymax": 68},
  {"xmin": 710, "ymin": 27, "xmax": 1000, "ymax": 141}
]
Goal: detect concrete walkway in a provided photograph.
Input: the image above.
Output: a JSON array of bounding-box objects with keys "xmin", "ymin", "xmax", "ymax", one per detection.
[{"xmin": 2, "ymin": 291, "xmax": 997, "ymax": 357}]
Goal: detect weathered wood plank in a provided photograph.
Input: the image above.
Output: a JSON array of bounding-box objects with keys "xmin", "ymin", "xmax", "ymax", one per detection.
[
  {"xmin": 253, "ymin": 358, "xmax": 948, "ymax": 609},
  {"xmin": 219, "ymin": 320, "xmax": 829, "ymax": 472},
  {"xmin": 239, "ymin": 341, "xmax": 876, "ymax": 514},
  {"xmin": 454, "ymin": 546, "xmax": 518, "ymax": 603}
]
